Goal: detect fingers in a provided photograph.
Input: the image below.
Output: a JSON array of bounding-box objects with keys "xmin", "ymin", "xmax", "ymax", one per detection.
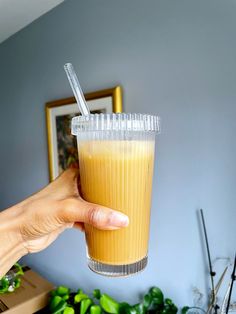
[{"xmin": 58, "ymin": 198, "xmax": 129, "ymax": 230}]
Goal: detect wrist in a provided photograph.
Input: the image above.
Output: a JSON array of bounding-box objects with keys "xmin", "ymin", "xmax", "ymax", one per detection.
[{"xmin": 0, "ymin": 206, "xmax": 27, "ymax": 278}]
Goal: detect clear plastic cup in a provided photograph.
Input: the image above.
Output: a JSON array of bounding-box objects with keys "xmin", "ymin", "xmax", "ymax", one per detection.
[{"xmin": 72, "ymin": 113, "xmax": 160, "ymax": 276}]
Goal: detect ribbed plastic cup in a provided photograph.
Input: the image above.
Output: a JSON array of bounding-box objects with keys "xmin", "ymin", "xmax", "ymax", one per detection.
[{"xmin": 72, "ymin": 113, "xmax": 160, "ymax": 277}]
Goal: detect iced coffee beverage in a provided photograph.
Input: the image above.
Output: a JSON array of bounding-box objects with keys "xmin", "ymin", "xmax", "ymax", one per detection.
[{"xmin": 72, "ymin": 113, "xmax": 160, "ymax": 276}]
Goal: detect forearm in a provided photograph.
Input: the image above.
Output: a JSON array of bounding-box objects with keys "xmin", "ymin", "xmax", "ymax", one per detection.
[{"xmin": 0, "ymin": 206, "xmax": 27, "ymax": 278}]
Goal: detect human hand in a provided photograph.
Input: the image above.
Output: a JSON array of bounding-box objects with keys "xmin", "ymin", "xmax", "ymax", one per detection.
[{"xmin": 2, "ymin": 169, "xmax": 129, "ymax": 256}]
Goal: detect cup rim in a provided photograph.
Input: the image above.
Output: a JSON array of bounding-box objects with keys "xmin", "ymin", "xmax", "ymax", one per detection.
[{"xmin": 71, "ymin": 113, "xmax": 160, "ymax": 134}]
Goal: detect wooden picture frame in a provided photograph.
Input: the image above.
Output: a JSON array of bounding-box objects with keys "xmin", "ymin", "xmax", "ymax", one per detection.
[{"xmin": 46, "ymin": 86, "xmax": 123, "ymax": 181}]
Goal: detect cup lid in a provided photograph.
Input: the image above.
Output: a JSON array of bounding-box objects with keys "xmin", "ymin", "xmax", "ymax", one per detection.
[{"xmin": 71, "ymin": 113, "xmax": 160, "ymax": 135}]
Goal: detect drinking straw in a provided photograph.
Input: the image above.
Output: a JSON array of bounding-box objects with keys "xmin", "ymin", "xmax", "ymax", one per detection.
[{"xmin": 64, "ymin": 63, "xmax": 90, "ymax": 116}]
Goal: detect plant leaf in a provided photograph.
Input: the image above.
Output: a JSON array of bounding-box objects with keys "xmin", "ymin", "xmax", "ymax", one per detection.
[
  {"xmin": 56, "ymin": 286, "xmax": 70, "ymax": 296},
  {"xmin": 74, "ymin": 293, "xmax": 89, "ymax": 304},
  {"xmin": 63, "ymin": 307, "xmax": 75, "ymax": 314},
  {"xmin": 181, "ymin": 307, "xmax": 190, "ymax": 314},
  {"xmin": 93, "ymin": 289, "xmax": 101, "ymax": 300},
  {"xmin": 143, "ymin": 294, "xmax": 152, "ymax": 309},
  {"xmin": 80, "ymin": 298, "xmax": 93, "ymax": 314},
  {"xmin": 100, "ymin": 294, "xmax": 119, "ymax": 314}
]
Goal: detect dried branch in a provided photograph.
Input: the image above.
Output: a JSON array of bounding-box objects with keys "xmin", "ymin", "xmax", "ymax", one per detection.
[{"xmin": 225, "ymin": 254, "xmax": 236, "ymax": 314}]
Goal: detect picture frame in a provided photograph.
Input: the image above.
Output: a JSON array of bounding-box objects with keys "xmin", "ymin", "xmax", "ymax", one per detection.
[{"xmin": 46, "ymin": 86, "xmax": 123, "ymax": 181}]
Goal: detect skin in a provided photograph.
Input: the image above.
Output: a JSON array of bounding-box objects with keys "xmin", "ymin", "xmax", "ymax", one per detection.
[{"xmin": 0, "ymin": 169, "xmax": 129, "ymax": 278}]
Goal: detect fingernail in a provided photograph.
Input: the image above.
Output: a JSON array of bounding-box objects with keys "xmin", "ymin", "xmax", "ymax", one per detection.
[{"xmin": 108, "ymin": 211, "xmax": 129, "ymax": 228}]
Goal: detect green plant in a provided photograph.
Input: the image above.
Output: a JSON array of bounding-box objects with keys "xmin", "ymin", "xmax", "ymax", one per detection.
[
  {"xmin": 0, "ymin": 263, "xmax": 24, "ymax": 294},
  {"xmin": 48, "ymin": 285, "xmax": 178, "ymax": 314}
]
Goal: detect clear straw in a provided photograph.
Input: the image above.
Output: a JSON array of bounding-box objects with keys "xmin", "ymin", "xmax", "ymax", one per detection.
[{"xmin": 64, "ymin": 63, "xmax": 90, "ymax": 116}]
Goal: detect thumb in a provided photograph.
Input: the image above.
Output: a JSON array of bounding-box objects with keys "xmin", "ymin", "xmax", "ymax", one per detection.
[{"xmin": 57, "ymin": 198, "xmax": 129, "ymax": 230}]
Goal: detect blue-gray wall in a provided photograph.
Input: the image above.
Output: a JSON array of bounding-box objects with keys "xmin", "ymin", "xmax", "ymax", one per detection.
[{"xmin": 0, "ymin": 0, "xmax": 235, "ymax": 307}]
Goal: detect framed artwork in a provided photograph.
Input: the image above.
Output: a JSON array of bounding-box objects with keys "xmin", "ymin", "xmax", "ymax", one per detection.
[{"xmin": 46, "ymin": 86, "xmax": 123, "ymax": 181}]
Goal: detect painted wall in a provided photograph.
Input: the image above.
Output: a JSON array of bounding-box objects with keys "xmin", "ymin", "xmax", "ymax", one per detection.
[{"xmin": 0, "ymin": 0, "xmax": 235, "ymax": 306}]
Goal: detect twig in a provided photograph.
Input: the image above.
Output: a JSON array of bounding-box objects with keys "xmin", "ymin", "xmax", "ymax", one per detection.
[
  {"xmin": 200, "ymin": 209, "xmax": 216, "ymax": 314},
  {"xmin": 225, "ymin": 254, "xmax": 236, "ymax": 314},
  {"xmin": 215, "ymin": 266, "xmax": 228, "ymax": 295}
]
